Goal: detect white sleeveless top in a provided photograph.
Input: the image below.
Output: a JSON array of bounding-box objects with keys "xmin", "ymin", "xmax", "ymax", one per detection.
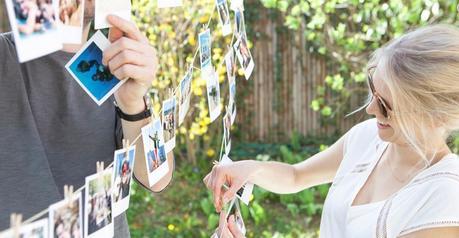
[{"xmin": 319, "ymin": 118, "xmax": 459, "ymax": 238}]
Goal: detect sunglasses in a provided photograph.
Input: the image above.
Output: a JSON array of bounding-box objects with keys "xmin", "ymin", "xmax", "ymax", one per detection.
[{"xmin": 367, "ymin": 67, "xmax": 392, "ymax": 119}]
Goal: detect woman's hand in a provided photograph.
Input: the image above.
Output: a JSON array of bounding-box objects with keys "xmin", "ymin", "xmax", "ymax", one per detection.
[
  {"xmin": 215, "ymin": 211, "xmax": 246, "ymax": 238},
  {"xmin": 103, "ymin": 15, "xmax": 159, "ymax": 115},
  {"xmin": 203, "ymin": 160, "xmax": 259, "ymax": 212}
]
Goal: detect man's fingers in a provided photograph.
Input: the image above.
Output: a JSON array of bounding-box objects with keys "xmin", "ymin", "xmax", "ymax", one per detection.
[
  {"xmin": 228, "ymin": 215, "xmax": 245, "ymax": 238},
  {"xmin": 103, "ymin": 37, "xmax": 151, "ymax": 66},
  {"xmin": 106, "ymin": 15, "xmax": 145, "ymax": 42},
  {"xmin": 111, "ymin": 64, "xmax": 150, "ymax": 82},
  {"xmin": 107, "ymin": 49, "xmax": 149, "ymax": 73}
]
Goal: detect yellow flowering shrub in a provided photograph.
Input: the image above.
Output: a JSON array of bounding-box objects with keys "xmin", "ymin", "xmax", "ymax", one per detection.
[{"xmin": 132, "ymin": 0, "xmax": 232, "ymax": 162}]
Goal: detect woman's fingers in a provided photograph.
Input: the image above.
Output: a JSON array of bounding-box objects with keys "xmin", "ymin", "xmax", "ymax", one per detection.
[{"xmin": 228, "ymin": 215, "xmax": 245, "ymax": 238}]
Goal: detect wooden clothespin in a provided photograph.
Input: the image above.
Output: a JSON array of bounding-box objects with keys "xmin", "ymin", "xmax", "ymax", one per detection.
[
  {"xmin": 64, "ymin": 185, "xmax": 75, "ymax": 208},
  {"xmin": 96, "ymin": 161, "xmax": 105, "ymax": 174},
  {"xmin": 10, "ymin": 213, "xmax": 22, "ymax": 238},
  {"xmin": 122, "ymin": 139, "xmax": 130, "ymax": 158}
]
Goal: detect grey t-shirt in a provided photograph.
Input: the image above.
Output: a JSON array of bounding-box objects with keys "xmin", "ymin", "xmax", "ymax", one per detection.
[{"xmin": 0, "ymin": 33, "xmax": 130, "ymax": 237}]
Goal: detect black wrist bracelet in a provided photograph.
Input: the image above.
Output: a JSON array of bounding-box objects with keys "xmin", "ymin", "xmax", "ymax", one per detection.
[{"xmin": 114, "ymin": 98, "xmax": 152, "ymax": 122}]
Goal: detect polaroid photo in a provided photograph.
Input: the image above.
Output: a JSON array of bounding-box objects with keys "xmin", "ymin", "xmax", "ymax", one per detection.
[
  {"xmin": 141, "ymin": 118, "xmax": 170, "ymax": 186},
  {"xmin": 199, "ymin": 29, "xmax": 212, "ymax": 71},
  {"xmin": 233, "ymin": 7, "xmax": 246, "ymax": 38},
  {"xmin": 219, "ymin": 155, "xmax": 254, "ymax": 206},
  {"xmin": 224, "ymin": 49, "xmax": 237, "ymax": 125},
  {"xmin": 230, "ymin": 0, "xmax": 244, "ymax": 11},
  {"xmin": 4, "ymin": 0, "xmax": 62, "ymax": 62},
  {"xmin": 157, "ymin": 0, "xmax": 183, "ymax": 8},
  {"xmin": 233, "ymin": 36, "xmax": 254, "ymax": 80},
  {"xmin": 49, "ymin": 191, "xmax": 82, "ymax": 238},
  {"xmin": 111, "ymin": 145, "xmax": 136, "ymax": 217},
  {"xmin": 162, "ymin": 97, "xmax": 177, "ymax": 153},
  {"xmin": 179, "ymin": 69, "xmax": 193, "ymax": 126},
  {"xmin": 84, "ymin": 168, "xmax": 114, "ymax": 238},
  {"xmin": 206, "ymin": 68, "xmax": 222, "ymax": 123},
  {"xmin": 227, "ymin": 200, "xmax": 246, "ymax": 235},
  {"xmin": 216, "ymin": 0, "xmax": 231, "ymax": 36},
  {"xmin": 95, "ymin": 0, "xmax": 131, "ymax": 29},
  {"xmin": 17, "ymin": 218, "xmax": 49, "ymax": 238},
  {"xmin": 65, "ymin": 31, "xmax": 126, "ymax": 106},
  {"xmin": 223, "ymin": 109, "xmax": 231, "ymax": 155},
  {"xmin": 54, "ymin": 0, "xmax": 85, "ymax": 44}
]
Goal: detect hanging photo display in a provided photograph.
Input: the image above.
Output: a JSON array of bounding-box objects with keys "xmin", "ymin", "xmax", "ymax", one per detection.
[
  {"xmin": 225, "ymin": 49, "xmax": 237, "ymax": 124},
  {"xmin": 55, "ymin": 0, "xmax": 85, "ymax": 44},
  {"xmin": 163, "ymin": 97, "xmax": 177, "ymax": 153},
  {"xmin": 84, "ymin": 168, "xmax": 114, "ymax": 238},
  {"xmin": 206, "ymin": 67, "xmax": 222, "ymax": 122},
  {"xmin": 141, "ymin": 118, "xmax": 170, "ymax": 186},
  {"xmin": 179, "ymin": 68, "xmax": 193, "ymax": 126},
  {"xmin": 112, "ymin": 146, "xmax": 136, "ymax": 217},
  {"xmin": 216, "ymin": 0, "xmax": 231, "ymax": 36},
  {"xmin": 94, "ymin": 0, "xmax": 132, "ymax": 29},
  {"xmin": 157, "ymin": 0, "xmax": 183, "ymax": 8},
  {"xmin": 65, "ymin": 31, "xmax": 126, "ymax": 106},
  {"xmin": 49, "ymin": 192, "xmax": 83, "ymax": 238},
  {"xmin": 4, "ymin": 0, "xmax": 62, "ymax": 62},
  {"xmin": 199, "ymin": 28, "xmax": 212, "ymax": 72}
]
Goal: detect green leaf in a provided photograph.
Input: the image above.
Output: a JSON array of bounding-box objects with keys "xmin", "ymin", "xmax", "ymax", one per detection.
[{"xmin": 321, "ymin": 106, "xmax": 332, "ymax": 117}]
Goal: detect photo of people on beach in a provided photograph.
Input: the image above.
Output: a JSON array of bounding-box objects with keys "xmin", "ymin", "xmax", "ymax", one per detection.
[{"xmin": 5, "ymin": 0, "xmax": 62, "ymax": 62}]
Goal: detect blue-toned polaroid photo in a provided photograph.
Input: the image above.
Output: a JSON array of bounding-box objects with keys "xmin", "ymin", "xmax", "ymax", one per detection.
[
  {"xmin": 65, "ymin": 31, "xmax": 126, "ymax": 106},
  {"xmin": 199, "ymin": 29, "xmax": 212, "ymax": 70}
]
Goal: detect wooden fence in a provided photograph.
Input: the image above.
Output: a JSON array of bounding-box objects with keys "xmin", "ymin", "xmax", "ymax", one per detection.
[
  {"xmin": 0, "ymin": 6, "xmax": 366, "ymax": 142},
  {"xmin": 236, "ymin": 8, "xmax": 365, "ymax": 142}
]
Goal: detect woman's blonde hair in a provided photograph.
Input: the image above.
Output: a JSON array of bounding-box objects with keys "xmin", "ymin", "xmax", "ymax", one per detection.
[{"xmin": 365, "ymin": 24, "xmax": 459, "ymax": 165}]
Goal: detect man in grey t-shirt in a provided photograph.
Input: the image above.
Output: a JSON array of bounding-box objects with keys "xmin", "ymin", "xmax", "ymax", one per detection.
[{"xmin": 0, "ymin": 0, "xmax": 174, "ymax": 236}]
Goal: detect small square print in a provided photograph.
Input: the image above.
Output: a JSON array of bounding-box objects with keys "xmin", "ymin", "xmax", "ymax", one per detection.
[
  {"xmin": 19, "ymin": 218, "xmax": 49, "ymax": 238},
  {"xmin": 4, "ymin": 0, "xmax": 62, "ymax": 62},
  {"xmin": 205, "ymin": 68, "xmax": 222, "ymax": 122},
  {"xmin": 65, "ymin": 31, "xmax": 126, "ymax": 106},
  {"xmin": 95, "ymin": 0, "xmax": 132, "ymax": 29},
  {"xmin": 84, "ymin": 168, "xmax": 114, "ymax": 238},
  {"xmin": 49, "ymin": 192, "xmax": 83, "ymax": 238},
  {"xmin": 199, "ymin": 29, "xmax": 212, "ymax": 71},
  {"xmin": 141, "ymin": 118, "xmax": 170, "ymax": 186},
  {"xmin": 55, "ymin": 0, "xmax": 85, "ymax": 43},
  {"xmin": 178, "ymin": 68, "xmax": 193, "ymax": 126},
  {"xmin": 233, "ymin": 36, "xmax": 254, "ymax": 80},
  {"xmin": 216, "ymin": 0, "xmax": 231, "ymax": 36},
  {"xmin": 157, "ymin": 0, "xmax": 183, "ymax": 8},
  {"xmin": 111, "ymin": 145, "xmax": 136, "ymax": 217},
  {"xmin": 162, "ymin": 97, "xmax": 177, "ymax": 153}
]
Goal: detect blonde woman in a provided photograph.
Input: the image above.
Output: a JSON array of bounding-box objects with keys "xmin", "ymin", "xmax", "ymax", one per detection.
[{"xmin": 204, "ymin": 24, "xmax": 459, "ymax": 238}]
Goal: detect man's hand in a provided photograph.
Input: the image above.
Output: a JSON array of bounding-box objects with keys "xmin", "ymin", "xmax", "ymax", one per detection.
[{"xmin": 102, "ymin": 15, "xmax": 158, "ymax": 114}]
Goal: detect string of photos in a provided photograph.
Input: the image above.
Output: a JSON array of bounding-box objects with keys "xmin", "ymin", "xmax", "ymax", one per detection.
[{"xmin": 1, "ymin": 0, "xmax": 255, "ymax": 237}]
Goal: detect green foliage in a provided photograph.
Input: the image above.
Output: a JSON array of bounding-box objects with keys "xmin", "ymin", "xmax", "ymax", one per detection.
[
  {"xmin": 261, "ymin": 0, "xmax": 459, "ymax": 122},
  {"xmin": 128, "ymin": 132, "xmax": 337, "ymax": 237}
]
